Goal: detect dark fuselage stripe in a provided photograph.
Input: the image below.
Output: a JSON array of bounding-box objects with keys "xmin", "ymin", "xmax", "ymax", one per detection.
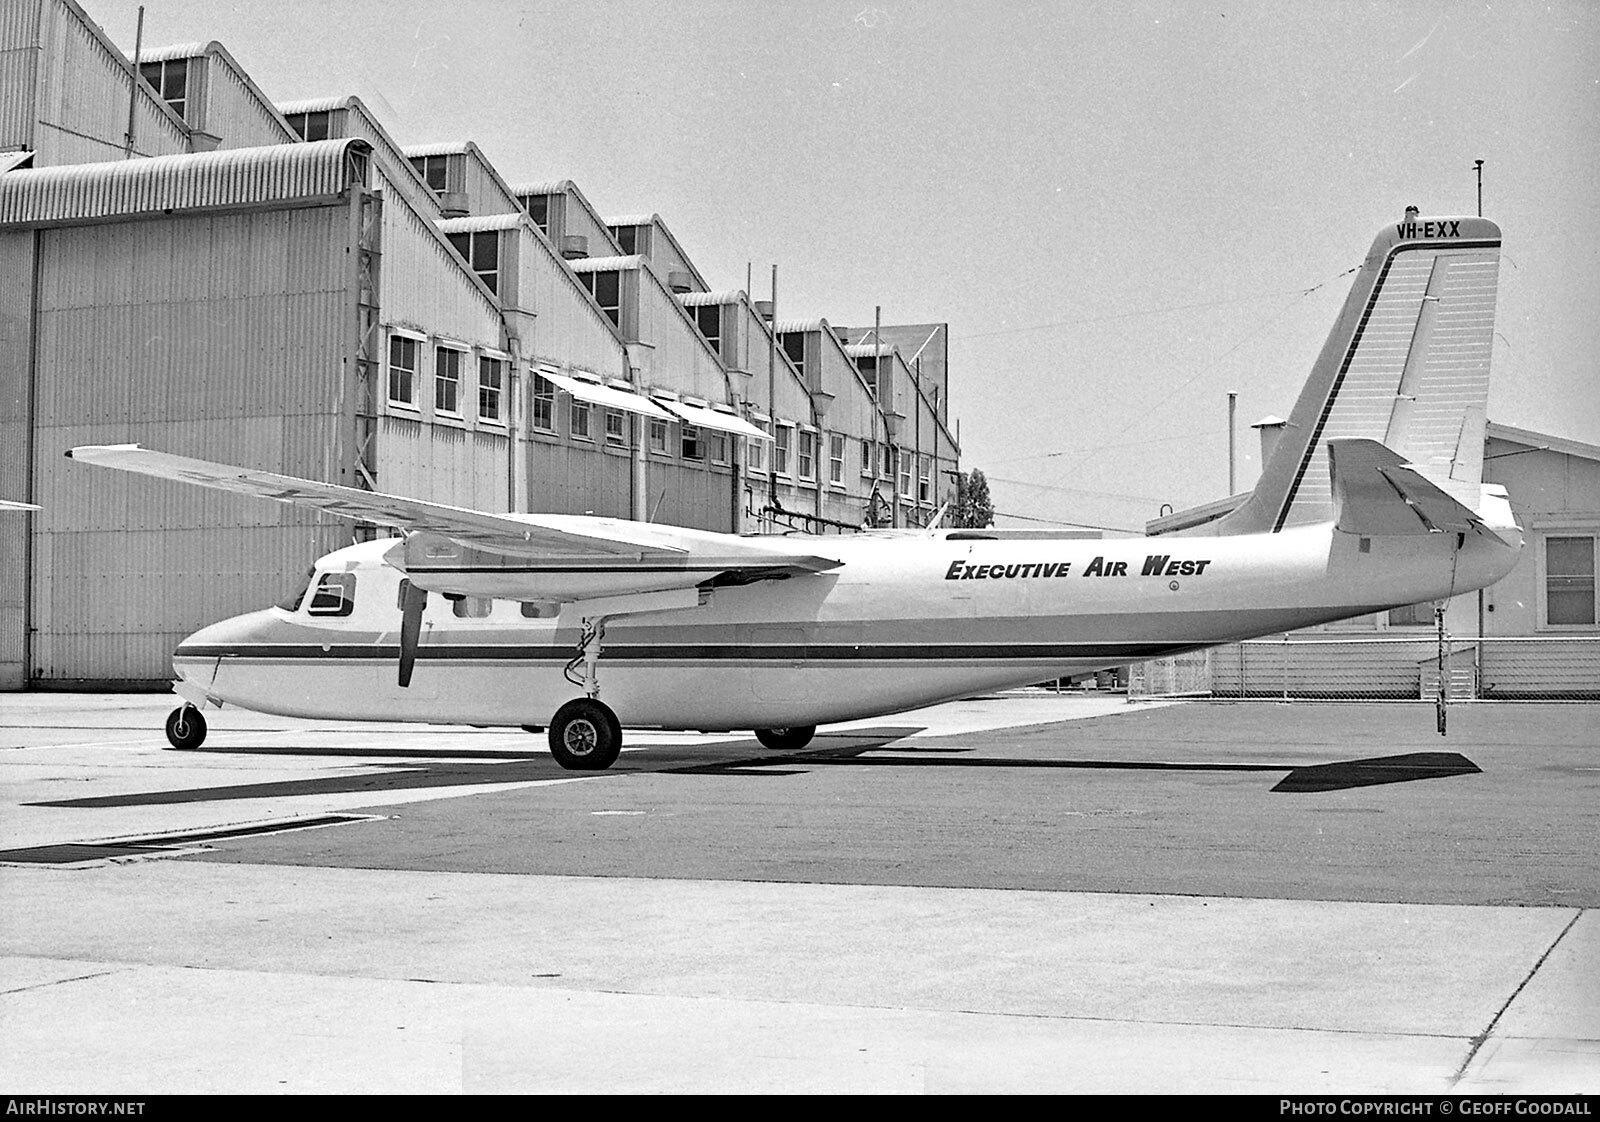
[{"xmin": 175, "ymin": 641, "xmax": 1201, "ymax": 663}]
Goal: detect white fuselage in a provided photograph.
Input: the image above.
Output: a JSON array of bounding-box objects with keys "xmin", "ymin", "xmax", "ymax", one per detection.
[{"xmin": 170, "ymin": 519, "xmax": 1521, "ymax": 732}]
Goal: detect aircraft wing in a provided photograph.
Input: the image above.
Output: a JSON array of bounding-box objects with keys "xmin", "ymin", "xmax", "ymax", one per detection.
[
  {"xmin": 65, "ymin": 445, "xmax": 842, "ymax": 595},
  {"xmin": 0, "ymin": 499, "xmax": 41, "ymax": 511},
  {"xmin": 1328, "ymin": 438, "xmax": 1485, "ymax": 536}
]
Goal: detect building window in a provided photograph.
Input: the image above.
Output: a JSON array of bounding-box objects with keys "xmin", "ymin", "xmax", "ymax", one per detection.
[
  {"xmin": 285, "ymin": 111, "xmax": 330, "ymax": 141},
  {"xmin": 681, "ymin": 424, "xmax": 705, "ymax": 461},
  {"xmin": 747, "ymin": 420, "xmax": 768, "ymax": 474},
  {"xmin": 580, "ymin": 271, "xmax": 621, "ymax": 327},
  {"xmin": 774, "ymin": 424, "xmax": 793, "ymax": 476},
  {"xmin": 531, "ymin": 374, "xmax": 556, "ymax": 432},
  {"xmin": 860, "ymin": 438, "xmax": 875, "ymax": 477},
  {"xmin": 1546, "ymin": 535, "xmax": 1597, "ymax": 626},
  {"xmin": 604, "ymin": 410, "xmax": 627, "ymax": 445},
  {"xmin": 409, "ymin": 154, "xmax": 448, "ymax": 192},
  {"xmin": 918, "ymin": 455, "xmax": 932, "ymax": 502},
  {"xmin": 139, "ymin": 58, "xmax": 188, "ymax": 120},
  {"xmin": 435, "ymin": 346, "xmax": 463, "ymax": 415},
  {"xmin": 693, "ymin": 304, "xmax": 721, "ymax": 354},
  {"xmin": 570, "ymin": 399, "xmax": 592, "ymax": 440},
  {"xmin": 797, "ymin": 431, "xmax": 816, "ymax": 482},
  {"xmin": 857, "ymin": 356, "xmax": 879, "ymax": 397},
  {"xmin": 447, "ymin": 231, "xmax": 500, "ymax": 295},
  {"xmin": 387, "ymin": 334, "xmax": 418, "ymax": 407},
  {"xmin": 829, "ymin": 434, "xmax": 846, "ymax": 485},
  {"xmin": 898, "ymin": 448, "xmax": 911, "ymax": 498},
  {"xmin": 781, "ymin": 332, "xmax": 806, "ymax": 379},
  {"xmin": 648, "ymin": 418, "xmax": 669, "ymax": 455},
  {"xmin": 611, "ymin": 225, "xmax": 638, "ymax": 254},
  {"xmin": 710, "ymin": 431, "xmax": 729, "ymax": 465},
  {"xmin": 478, "ymin": 356, "xmax": 504, "ymax": 422},
  {"xmin": 526, "ymin": 195, "xmax": 549, "ymax": 233}
]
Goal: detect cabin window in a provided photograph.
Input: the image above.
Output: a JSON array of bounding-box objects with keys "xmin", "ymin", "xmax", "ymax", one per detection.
[
  {"xmin": 450, "ymin": 595, "xmax": 493, "ymax": 619},
  {"xmin": 520, "ymin": 601, "xmax": 559, "ymax": 619},
  {"xmin": 1545, "ymin": 535, "xmax": 1597, "ymax": 627},
  {"xmin": 307, "ymin": 572, "xmax": 356, "ymax": 617},
  {"xmin": 1386, "ymin": 601, "xmax": 1435, "ymax": 627}
]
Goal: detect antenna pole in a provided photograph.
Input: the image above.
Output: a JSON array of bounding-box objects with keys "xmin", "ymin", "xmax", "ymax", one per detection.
[
  {"xmin": 1474, "ymin": 159, "xmax": 1484, "ymax": 217},
  {"xmin": 1227, "ymin": 391, "xmax": 1237, "ymax": 495},
  {"xmin": 124, "ymin": 6, "xmax": 145, "ymax": 158}
]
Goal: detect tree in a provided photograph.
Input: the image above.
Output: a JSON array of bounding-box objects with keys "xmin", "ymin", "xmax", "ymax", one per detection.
[{"xmin": 950, "ymin": 468, "xmax": 993, "ymax": 528}]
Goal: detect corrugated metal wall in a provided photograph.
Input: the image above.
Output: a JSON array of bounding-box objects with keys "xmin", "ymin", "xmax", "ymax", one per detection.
[
  {"xmin": 0, "ymin": 0, "xmax": 41, "ymax": 154},
  {"xmin": 526, "ymin": 440, "xmax": 633, "ymax": 521},
  {"xmin": 27, "ymin": 203, "xmax": 353, "ymax": 683},
  {"xmin": 204, "ymin": 53, "xmax": 296, "ymax": 149},
  {"xmin": 31, "ymin": 0, "xmax": 188, "ymax": 165},
  {"xmin": 519, "ymin": 226, "xmax": 629, "ymax": 379},
  {"xmin": 0, "ymin": 230, "xmax": 35, "ymax": 688}
]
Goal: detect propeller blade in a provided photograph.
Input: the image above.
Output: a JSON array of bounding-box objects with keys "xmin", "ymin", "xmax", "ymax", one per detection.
[{"xmin": 398, "ymin": 580, "xmax": 426, "ymax": 687}]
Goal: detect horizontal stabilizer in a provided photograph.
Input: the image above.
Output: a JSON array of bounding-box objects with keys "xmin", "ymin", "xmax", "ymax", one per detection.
[{"xmin": 1328, "ymin": 438, "xmax": 1483, "ymax": 536}]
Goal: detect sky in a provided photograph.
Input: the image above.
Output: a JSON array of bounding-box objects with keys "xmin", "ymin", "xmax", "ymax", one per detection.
[{"xmin": 82, "ymin": 0, "xmax": 1600, "ymax": 532}]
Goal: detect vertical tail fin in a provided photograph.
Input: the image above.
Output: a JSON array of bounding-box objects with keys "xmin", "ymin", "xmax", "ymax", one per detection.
[{"xmin": 1211, "ymin": 212, "xmax": 1501, "ymax": 535}]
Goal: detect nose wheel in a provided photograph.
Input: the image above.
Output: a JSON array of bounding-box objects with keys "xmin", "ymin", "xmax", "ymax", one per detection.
[
  {"xmin": 754, "ymin": 726, "xmax": 816, "ymax": 751},
  {"xmin": 548, "ymin": 698, "xmax": 622, "ymax": 770},
  {"xmin": 164, "ymin": 705, "xmax": 208, "ymax": 750}
]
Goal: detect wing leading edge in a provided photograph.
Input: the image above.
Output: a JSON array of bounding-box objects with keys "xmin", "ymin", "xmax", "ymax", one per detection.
[{"xmin": 65, "ymin": 445, "xmax": 842, "ymax": 601}]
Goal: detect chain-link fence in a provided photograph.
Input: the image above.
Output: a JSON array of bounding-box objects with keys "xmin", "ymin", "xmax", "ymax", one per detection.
[{"xmin": 1128, "ymin": 636, "xmax": 1600, "ymax": 701}]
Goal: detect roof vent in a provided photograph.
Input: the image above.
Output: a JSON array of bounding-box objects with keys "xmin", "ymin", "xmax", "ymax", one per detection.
[
  {"xmin": 668, "ymin": 270, "xmax": 693, "ymax": 294},
  {"xmin": 562, "ymin": 234, "xmax": 589, "ymax": 260},
  {"xmin": 439, "ymin": 190, "xmax": 469, "ymax": 218}
]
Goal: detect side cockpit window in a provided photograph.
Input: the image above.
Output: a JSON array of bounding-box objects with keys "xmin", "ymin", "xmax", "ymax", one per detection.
[{"xmin": 307, "ymin": 572, "xmax": 356, "ymax": 617}]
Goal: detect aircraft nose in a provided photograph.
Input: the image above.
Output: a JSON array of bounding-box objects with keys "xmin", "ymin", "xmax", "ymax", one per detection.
[{"xmin": 175, "ymin": 608, "xmax": 281, "ymax": 660}]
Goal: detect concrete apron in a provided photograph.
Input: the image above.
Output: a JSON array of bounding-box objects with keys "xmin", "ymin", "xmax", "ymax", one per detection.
[{"xmin": 1, "ymin": 862, "xmax": 1593, "ymax": 1094}]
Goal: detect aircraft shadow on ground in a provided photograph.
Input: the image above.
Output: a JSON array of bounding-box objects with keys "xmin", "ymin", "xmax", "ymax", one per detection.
[{"xmin": 26, "ymin": 730, "xmax": 1480, "ymax": 808}]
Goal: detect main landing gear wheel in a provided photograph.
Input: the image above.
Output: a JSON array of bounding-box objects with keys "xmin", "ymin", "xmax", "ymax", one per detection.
[
  {"xmin": 754, "ymin": 726, "xmax": 816, "ymax": 751},
  {"xmin": 164, "ymin": 705, "xmax": 207, "ymax": 750},
  {"xmin": 548, "ymin": 699, "xmax": 622, "ymax": 771}
]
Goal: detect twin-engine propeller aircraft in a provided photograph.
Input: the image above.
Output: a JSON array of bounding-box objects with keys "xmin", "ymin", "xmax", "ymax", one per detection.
[{"xmin": 68, "ymin": 212, "xmax": 1521, "ymax": 770}]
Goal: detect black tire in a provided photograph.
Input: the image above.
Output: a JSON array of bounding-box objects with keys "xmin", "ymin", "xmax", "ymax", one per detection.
[
  {"xmin": 164, "ymin": 706, "xmax": 207, "ymax": 750},
  {"xmin": 547, "ymin": 699, "xmax": 622, "ymax": 770},
  {"xmin": 754, "ymin": 725, "xmax": 816, "ymax": 751}
]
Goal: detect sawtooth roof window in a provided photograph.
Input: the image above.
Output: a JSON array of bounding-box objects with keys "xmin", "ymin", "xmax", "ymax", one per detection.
[
  {"xmin": 285, "ymin": 110, "xmax": 330, "ymax": 141},
  {"xmin": 581, "ymin": 271, "xmax": 621, "ymax": 327},
  {"xmin": 693, "ymin": 304, "xmax": 721, "ymax": 354},
  {"xmin": 525, "ymin": 195, "xmax": 550, "ymax": 233},
  {"xmin": 856, "ymin": 355, "xmax": 879, "ymax": 397},
  {"xmin": 611, "ymin": 225, "xmax": 638, "ymax": 254},
  {"xmin": 139, "ymin": 58, "xmax": 188, "ymax": 121},
  {"xmin": 409, "ymin": 154, "xmax": 448, "ymax": 193},
  {"xmin": 780, "ymin": 332, "xmax": 806, "ymax": 379},
  {"xmin": 447, "ymin": 230, "xmax": 499, "ymax": 295}
]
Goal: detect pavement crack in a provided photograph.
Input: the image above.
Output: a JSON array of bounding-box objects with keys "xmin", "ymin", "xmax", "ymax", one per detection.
[
  {"xmin": 1449, "ymin": 907, "xmax": 1586, "ymax": 1088},
  {"xmin": 2, "ymin": 968, "xmax": 125, "ymax": 996}
]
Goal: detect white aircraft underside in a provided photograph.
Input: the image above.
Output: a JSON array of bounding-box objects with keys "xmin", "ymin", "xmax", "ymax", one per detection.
[{"xmin": 61, "ymin": 212, "xmax": 1524, "ymax": 768}]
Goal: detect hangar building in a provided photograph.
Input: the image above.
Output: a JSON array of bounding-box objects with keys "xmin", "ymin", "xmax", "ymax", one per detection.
[{"xmin": 0, "ymin": 0, "xmax": 961, "ymax": 689}]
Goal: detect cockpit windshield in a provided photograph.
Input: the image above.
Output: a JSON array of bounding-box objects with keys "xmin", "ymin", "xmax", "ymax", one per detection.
[{"xmin": 276, "ymin": 569, "xmax": 315, "ymax": 613}]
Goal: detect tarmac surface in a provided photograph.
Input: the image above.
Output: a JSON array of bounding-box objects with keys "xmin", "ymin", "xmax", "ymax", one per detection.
[{"xmin": 1, "ymin": 691, "xmax": 1596, "ymax": 1094}]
